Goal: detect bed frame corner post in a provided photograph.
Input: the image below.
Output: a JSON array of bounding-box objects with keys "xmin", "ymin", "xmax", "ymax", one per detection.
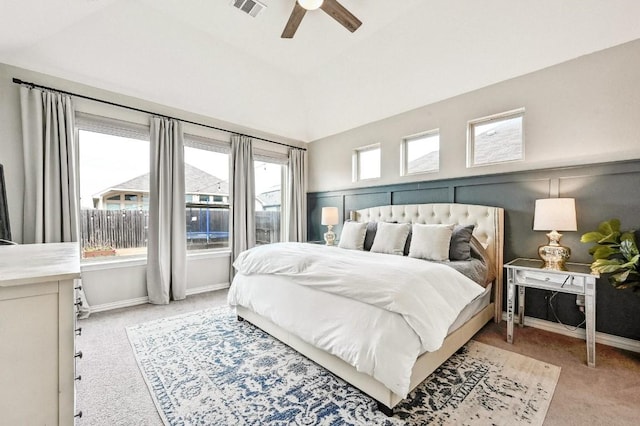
[{"xmin": 376, "ymin": 401, "xmax": 394, "ymax": 417}]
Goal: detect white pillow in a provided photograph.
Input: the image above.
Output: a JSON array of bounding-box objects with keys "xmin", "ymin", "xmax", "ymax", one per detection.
[
  {"xmin": 338, "ymin": 221, "xmax": 367, "ymax": 250},
  {"xmin": 408, "ymin": 223, "xmax": 455, "ymax": 261},
  {"xmin": 370, "ymin": 222, "xmax": 411, "ymax": 256}
]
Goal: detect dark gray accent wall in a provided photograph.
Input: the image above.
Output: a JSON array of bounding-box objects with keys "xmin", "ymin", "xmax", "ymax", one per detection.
[{"xmin": 307, "ymin": 160, "xmax": 640, "ymax": 341}]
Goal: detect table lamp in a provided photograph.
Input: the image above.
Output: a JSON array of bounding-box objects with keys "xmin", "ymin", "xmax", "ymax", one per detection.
[
  {"xmin": 321, "ymin": 207, "xmax": 339, "ymax": 245},
  {"xmin": 533, "ymin": 198, "xmax": 577, "ymax": 270}
]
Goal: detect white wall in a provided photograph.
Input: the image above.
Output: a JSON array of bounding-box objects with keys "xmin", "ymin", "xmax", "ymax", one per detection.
[
  {"xmin": 307, "ymin": 40, "xmax": 640, "ymax": 193},
  {"xmin": 0, "ymin": 63, "xmax": 304, "ymax": 308}
]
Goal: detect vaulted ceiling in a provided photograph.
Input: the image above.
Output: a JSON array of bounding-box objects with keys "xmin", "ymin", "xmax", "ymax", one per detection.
[{"xmin": 2, "ymin": 0, "xmax": 639, "ymax": 142}]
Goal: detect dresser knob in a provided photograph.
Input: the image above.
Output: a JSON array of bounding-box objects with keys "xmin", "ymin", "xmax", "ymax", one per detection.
[
  {"xmin": 75, "ymin": 298, "xmax": 83, "ymax": 308},
  {"xmin": 75, "ymin": 375, "xmax": 82, "ymax": 381},
  {"xmin": 75, "ymin": 327, "xmax": 82, "ymax": 336},
  {"xmin": 75, "ymin": 351, "xmax": 83, "ymax": 359},
  {"xmin": 74, "ymin": 411, "xmax": 83, "ymax": 418},
  {"xmin": 75, "ymin": 285, "xmax": 83, "ymax": 291}
]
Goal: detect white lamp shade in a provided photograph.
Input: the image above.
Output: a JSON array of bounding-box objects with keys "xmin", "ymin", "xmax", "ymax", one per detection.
[
  {"xmin": 321, "ymin": 207, "xmax": 339, "ymax": 226},
  {"xmin": 298, "ymin": 0, "xmax": 324, "ymax": 11},
  {"xmin": 533, "ymin": 198, "xmax": 577, "ymax": 231}
]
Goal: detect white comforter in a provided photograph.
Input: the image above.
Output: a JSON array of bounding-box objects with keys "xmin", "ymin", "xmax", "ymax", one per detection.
[{"xmin": 228, "ymin": 242, "xmax": 485, "ymax": 396}]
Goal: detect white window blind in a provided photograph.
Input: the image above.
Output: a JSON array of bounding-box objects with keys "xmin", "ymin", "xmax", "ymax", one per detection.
[{"xmin": 75, "ymin": 112, "xmax": 149, "ymax": 141}]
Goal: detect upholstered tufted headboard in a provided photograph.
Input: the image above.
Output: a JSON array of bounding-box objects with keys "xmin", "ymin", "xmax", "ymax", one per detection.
[{"xmin": 355, "ymin": 203, "xmax": 504, "ymax": 321}]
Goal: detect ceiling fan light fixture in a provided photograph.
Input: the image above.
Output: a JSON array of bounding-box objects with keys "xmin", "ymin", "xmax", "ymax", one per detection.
[{"xmin": 297, "ymin": 0, "xmax": 323, "ymax": 11}]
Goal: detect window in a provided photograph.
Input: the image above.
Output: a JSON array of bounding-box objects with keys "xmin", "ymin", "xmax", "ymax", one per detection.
[
  {"xmin": 78, "ymin": 117, "xmax": 232, "ymax": 259},
  {"xmin": 184, "ymin": 142, "xmax": 230, "ymax": 251},
  {"xmin": 353, "ymin": 144, "xmax": 381, "ymax": 181},
  {"xmin": 78, "ymin": 128, "xmax": 150, "ymax": 260},
  {"xmin": 402, "ymin": 130, "xmax": 439, "ymax": 175},
  {"xmin": 254, "ymin": 160, "xmax": 284, "ymax": 245},
  {"xmin": 468, "ymin": 108, "xmax": 524, "ymax": 167}
]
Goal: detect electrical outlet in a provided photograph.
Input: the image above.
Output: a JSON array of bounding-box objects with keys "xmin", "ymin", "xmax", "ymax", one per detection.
[{"xmin": 576, "ymin": 294, "xmax": 585, "ymax": 307}]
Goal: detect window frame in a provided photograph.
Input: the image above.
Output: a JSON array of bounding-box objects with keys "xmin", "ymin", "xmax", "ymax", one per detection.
[
  {"xmin": 467, "ymin": 108, "xmax": 525, "ymax": 168},
  {"xmin": 76, "ymin": 120, "xmax": 151, "ymax": 263},
  {"xmin": 183, "ymin": 136, "xmax": 231, "ymax": 253},
  {"xmin": 352, "ymin": 143, "xmax": 381, "ymax": 182},
  {"xmin": 401, "ymin": 129, "xmax": 440, "ymax": 176},
  {"xmin": 253, "ymin": 159, "xmax": 286, "ymax": 245},
  {"xmin": 76, "ymin": 115, "xmax": 236, "ymax": 264}
]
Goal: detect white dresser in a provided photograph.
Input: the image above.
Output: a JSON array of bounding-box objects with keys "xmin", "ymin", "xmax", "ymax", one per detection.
[{"xmin": 0, "ymin": 243, "xmax": 81, "ymax": 425}]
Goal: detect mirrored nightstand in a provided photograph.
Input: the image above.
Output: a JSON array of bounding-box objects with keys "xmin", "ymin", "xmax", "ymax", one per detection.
[{"xmin": 504, "ymin": 258, "xmax": 599, "ymax": 367}]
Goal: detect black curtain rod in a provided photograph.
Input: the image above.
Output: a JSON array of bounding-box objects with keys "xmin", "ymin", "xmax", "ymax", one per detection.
[{"xmin": 12, "ymin": 77, "xmax": 306, "ymax": 151}]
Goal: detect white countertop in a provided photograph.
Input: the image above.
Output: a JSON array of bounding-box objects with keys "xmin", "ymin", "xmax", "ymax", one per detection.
[{"xmin": 0, "ymin": 242, "xmax": 81, "ymax": 287}]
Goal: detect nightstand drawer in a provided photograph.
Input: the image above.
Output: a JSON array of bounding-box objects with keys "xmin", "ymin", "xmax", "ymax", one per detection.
[{"xmin": 515, "ymin": 269, "xmax": 586, "ymax": 293}]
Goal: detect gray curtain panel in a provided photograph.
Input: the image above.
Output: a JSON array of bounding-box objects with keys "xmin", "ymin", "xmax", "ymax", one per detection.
[
  {"xmin": 147, "ymin": 117, "xmax": 187, "ymax": 304},
  {"xmin": 229, "ymin": 135, "xmax": 255, "ymax": 281},
  {"xmin": 20, "ymin": 86, "xmax": 80, "ymax": 244},
  {"xmin": 19, "ymin": 86, "xmax": 90, "ymax": 317},
  {"xmin": 285, "ymin": 148, "xmax": 307, "ymax": 242}
]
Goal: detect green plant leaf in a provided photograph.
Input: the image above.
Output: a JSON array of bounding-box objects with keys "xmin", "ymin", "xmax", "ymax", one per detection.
[
  {"xmin": 611, "ymin": 270, "xmax": 631, "ymax": 283},
  {"xmin": 591, "ymin": 258, "xmax": 626, "ymax": 273},
  {"xmin": 592, "ymin": 219, "xmax": 622, "ymax": 244},
  {"xmin": 620, "ymin": 240, "xmax": 639, "ymax": 262},
  {"xmin": 581, "ymin": 231, "xmax": 605, "ymax": 243},
  {"xmin": 598, "ymin": 232, "xmax": 621, "ymax": 244},
  {"xmin": 591, "ymin": 245, "xmax": 619, "ymax": 260},
  {"xmin": 620, "ymin": 231, "xmax": 636, "ymax": 243},
  {"xmin": 584, "ymin": 219, "xmax": 640, "ymax": 290},
  {"xmin": 598, "ymin": 219, "xmax": 621, "ymax": 235}
]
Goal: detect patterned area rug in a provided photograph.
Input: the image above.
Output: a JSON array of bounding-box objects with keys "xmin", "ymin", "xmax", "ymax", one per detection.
[{"xmin": 126, "ymin": 306, "xmax": 560, "ymax": 426}]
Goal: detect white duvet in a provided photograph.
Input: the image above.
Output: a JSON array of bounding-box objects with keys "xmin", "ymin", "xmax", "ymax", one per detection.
[{"xmin": 228, "ymin": 242, "xmax": 485, "ymax": 397}]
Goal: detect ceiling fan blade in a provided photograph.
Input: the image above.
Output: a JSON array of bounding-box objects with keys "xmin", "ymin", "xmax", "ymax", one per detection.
[
  {"xmin": 281, "ymin": 2, "xmax": 307, "ymax": 38},
  {"xmin": 320, "ymin": 0, "xmax": 362, "ymax": 33}
]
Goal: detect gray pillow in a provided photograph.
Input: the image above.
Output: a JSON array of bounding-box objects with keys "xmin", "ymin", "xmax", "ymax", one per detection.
[
  {"xmin": 363, "ymin": 221, "xmax": 378, "ymax": 251},
  {"xmin": 470, "ymin": 235, "xmax": 495, "ymax": 286},
  {"xmin": 449, "ymin": 224, "xmax": 476, "ymax": 260}
]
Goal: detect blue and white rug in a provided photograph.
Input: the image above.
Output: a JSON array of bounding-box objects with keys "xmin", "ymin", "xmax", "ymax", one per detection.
[{"xmin": 126, "ymin": 306, "xmax": 559, "ymax": 426}]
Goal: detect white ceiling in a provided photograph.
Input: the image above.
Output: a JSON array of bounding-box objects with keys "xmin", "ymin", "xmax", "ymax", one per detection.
[{"xmin": 1, "ymin": 0, "xmax": 640, "ymax": 142}]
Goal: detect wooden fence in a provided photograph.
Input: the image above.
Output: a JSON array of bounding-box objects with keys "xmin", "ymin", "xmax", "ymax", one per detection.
[
  {"xmin": 80, "ymin": 208, "xmax": 281, "ymax": 250},
  {"xmin": 256, "ymin": 210, "xmax": 281, "ymax": 245},
  {"xmin": 80, "ymin": 209, "xmax": 148, "ymax": 249}
]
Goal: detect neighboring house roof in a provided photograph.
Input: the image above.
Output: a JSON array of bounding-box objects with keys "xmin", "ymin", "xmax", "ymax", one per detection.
[
  {"xmin": 407, "ymin": 151, "xmax": 439, "ymax": 172},
  {"xmin": 93, "ymin": 164, "xmax": 229, "ymax": 198},
  {"xmin": 473, "ymin": 118, "xmax": 522, "ymax": 164},
  {"xmin": 256, "ymin": 188, "xmax": 281, "ymax": 208}
]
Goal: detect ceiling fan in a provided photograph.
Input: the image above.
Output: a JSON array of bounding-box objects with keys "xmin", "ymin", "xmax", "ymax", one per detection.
[{"xmin": 282, "ymin": 0, "xmax": 362, "ymax": 39}]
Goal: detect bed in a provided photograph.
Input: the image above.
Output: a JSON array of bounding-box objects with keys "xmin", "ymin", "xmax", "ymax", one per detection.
[{"xmin": 228, "ymin": 203, "xmax": 504, "ymax": 415}]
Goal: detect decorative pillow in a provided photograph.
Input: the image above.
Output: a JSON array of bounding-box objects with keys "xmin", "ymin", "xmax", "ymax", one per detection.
[
  {"xmin": 363, "ymin": 221, "xmax": 378, "ymax": 251},
  {"xmin": 449, "ymin": 224, "xmax": 475, "ymax": 261},
  {"xmin": 470, "ymin": 236, "xmax": 496, "ymax": 286},
  {"xmin": 338, "ymin": 221, "xmax": 367, "ymax": 250},
  {"xmin": 370, "ymin": 222, "xmax": 411, "ymax": 256},
  {"xmin": 408, "ymin": 223, "xmax": 455, "ymax": 261},
  {"xmin": 403, "ymin": 229, "xmax": 412, "ymax": 256}
]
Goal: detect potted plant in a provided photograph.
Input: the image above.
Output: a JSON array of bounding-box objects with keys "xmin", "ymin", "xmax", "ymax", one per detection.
[{"xmin": 580, "ymin": 219, "xmax": 640, "ymax": 291}]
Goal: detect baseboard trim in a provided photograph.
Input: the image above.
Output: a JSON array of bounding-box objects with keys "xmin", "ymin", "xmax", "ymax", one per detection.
[
  {"xmin": 501, "ymin": 311, "xmax": 640, "ymax": 354},
  {"xmin": 186, "ymin": 283, "xmax": 230, "ymax": 296},
  {"xmin": 90, "ymin": 296, "xmax": 150, "ymax": 313},
  {"xmin": 89, "ymin": 283, "xmax": 230, "ymax": 314}
]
